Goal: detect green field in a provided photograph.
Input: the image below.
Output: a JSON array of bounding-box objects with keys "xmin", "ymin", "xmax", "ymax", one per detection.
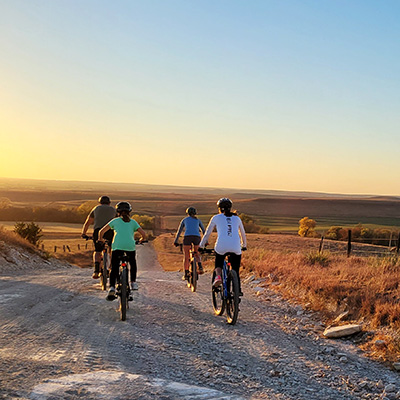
[{"xmin": 162, "ymin": 215, "xmax": 400, "ymax": 234}]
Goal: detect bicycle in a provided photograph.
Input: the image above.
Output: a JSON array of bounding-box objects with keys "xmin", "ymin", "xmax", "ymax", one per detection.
[
  {"xmin": 200, "ymin": 248, "xmax": 240, "ymax": 325},
  {"xmin": 82, "ymin": 234, "xmax": 110, "ymax": 291},
  {"xmin": 115, "ymin": 240, "xmax": 147, "ymax": 321},
  {"xmin": 177, "ymin": 243, "xmax": 199, "ymax": 292}
]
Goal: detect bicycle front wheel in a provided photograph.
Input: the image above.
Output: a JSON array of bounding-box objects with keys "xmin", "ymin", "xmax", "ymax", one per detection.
[
  {"xmin": 211, "ymin": 271, "xmax": 225, "ymax": 316},
  {"xmin": 226, "ymin": 270, "xmax": 240, "ymax": 325},
  {"xmin": 120, "ymin": 268, "xmax": 128, "ymax": 321},
  {"xmin": 191, "ymin": 259, "xmax": 197, "ymax": 292},
  {"xmin": 100, "ymin": 252, "xmax": 108, "ymax": 291}
]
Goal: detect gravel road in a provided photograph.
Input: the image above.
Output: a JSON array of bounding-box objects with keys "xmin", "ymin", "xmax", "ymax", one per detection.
[{"xmin": 0, "ymin": 243, "xmax": 399, "ymax": 400}]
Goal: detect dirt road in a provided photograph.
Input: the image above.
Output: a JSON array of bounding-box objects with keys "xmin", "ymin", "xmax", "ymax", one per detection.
[{"xmin": 0, "ymin": 244, "xmax": 398, "ymax": 399}]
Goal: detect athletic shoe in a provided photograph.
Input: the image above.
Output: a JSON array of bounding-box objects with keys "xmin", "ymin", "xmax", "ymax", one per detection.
[
  {"xmin": 213, "ymin": 275, "xmax": 222, "ymax": 288},
  {"xmin": 182, "ymin": 270, "xmax": 190, "ymax": 281},
  {"xmin": 198, "ymin": 264, "xmax": 204, "ymax": 275},
  {"xmin": 92, "ymin": 272, "xmax": 100, "ymax": 279},
  {"xmin": 106, "ymin": 287, "xmax": 116, "ymax": 301},
  {"xmin": 131, "ymin": 282, "xmax": 139, "ymax": 291}
]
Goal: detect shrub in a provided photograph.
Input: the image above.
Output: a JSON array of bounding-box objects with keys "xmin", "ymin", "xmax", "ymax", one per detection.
[
  {"xmin": 14, "ymin": 222, "xmax": 43, "ymax": 247},
  {"xmin": 239, "ymin": 213, "xmax": 269, "ymax": 234},
  {"xmin": 304, "ymin": 251, "xmax": 330, "ymax": 267}
]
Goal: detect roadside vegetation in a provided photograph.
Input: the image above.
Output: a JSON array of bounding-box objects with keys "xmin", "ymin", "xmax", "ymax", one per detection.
[{"xmin": 0, "ymin": 226, "xmax": 39, "ymax": 254}]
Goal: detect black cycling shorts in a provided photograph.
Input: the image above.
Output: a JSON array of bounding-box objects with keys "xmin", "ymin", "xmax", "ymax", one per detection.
[
  {"xmin": 93, "ymin": 228, "xmax": 114, "ymax": 252},
  {"xmin": 183, "ymin": 235, "xmax": 201, "ymax": 246}
]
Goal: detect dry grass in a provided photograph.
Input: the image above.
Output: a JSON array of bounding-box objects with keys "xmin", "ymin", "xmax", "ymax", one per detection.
[
  {"xmin": 153, "ymin": 233, "xmax": 217, "ymax": 272},
  {"xmin": 242, "ymin": 246, "xmax": 400, "ymax": 329},
  {"xmin": 0, "ymin": 226, "xmax": 38, "ymax": 254}
]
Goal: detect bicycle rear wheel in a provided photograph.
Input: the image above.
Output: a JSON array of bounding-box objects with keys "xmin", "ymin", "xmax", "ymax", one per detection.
[
  {"xmin": 100, "ymin": 252, "xmax": 108, "ymax": 291},
  {"xmin": 120, "ymin": 268, "xmax": 128, "ymax": 321},
  {"xmin": 211, "ymin": 271, "xmax": 225, "ymax": 316},
  {"xmin": 226, "ymin": 270, "xmax": 240, "ymax": 325},
  {"xmin": 191, "ymin": 259, "xmax": 197, "ymax": 292}
]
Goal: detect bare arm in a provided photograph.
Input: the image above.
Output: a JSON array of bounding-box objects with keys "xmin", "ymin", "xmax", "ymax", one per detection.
[
  {"xmin": 137, "ymin": 227, "xmax": 147, "ymax": 241},
  {"xmin": 98, "ymin": 224, "xmax": 111, "ymax": 241},
  {"xmin": 81, "ymin": 216, "xmax": 94, "ymax": 236}
]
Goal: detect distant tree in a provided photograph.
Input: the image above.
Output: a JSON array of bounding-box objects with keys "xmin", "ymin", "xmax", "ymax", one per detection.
[
  {"xmin": 298, "ymin": 217, "xmax": 317, "ymax": 237},
  {"xmin": 325, "ymin": 226, "xmax": 343, "ymax": 240},
  {"xmin": 14, "ymin": 222, "xmax": 43, "ymax": 246},
  {"xmin": 239, "ymin": 213, "xmax": 269, "ymax": 234},
  {"xmin": 77, "ymin": 201, "xmax": 98, "ymax": 216}
]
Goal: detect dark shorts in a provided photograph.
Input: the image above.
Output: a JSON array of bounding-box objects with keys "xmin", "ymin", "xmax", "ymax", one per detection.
[
  {"xmin": 215, "ymin": 252, "xmax": 241, "ymax": 270},
  {"xmin": 183, "ymin": 235, "xmax": 201, "ymax": 246},
  {"xmin": 93, "ymin": 228, "xmax": 114, "ymax": 252}
]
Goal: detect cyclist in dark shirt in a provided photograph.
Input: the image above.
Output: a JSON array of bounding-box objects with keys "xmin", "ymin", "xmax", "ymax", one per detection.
[{"xmin": 81, "ymin": 196, "xmax": 116, "ymax": 278}]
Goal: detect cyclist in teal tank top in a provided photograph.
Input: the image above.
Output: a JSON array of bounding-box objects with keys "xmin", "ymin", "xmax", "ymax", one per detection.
[
  {"xmin": 174, "ymin": 207, "xmax": 205, "ymax": 280},
  {"xmin": 98, "ymin": 201, "xmax": 147, "ymax": 301}
]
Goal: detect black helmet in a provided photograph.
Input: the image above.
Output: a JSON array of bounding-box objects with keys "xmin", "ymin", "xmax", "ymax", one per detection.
[
  {"xmin": 98, "ymin": 195, "xmax": 111, "ymax": 205},
  {"xmin": 186, "ymin": 206, "xmax": 197, "ymax": 216},
  {"xmin": 116, "ymin": 201, "xmax": 132, "ymax": 213},
  {"xmin": 217, "ymin": 198, "xmax": 232, "ymax": 211}
]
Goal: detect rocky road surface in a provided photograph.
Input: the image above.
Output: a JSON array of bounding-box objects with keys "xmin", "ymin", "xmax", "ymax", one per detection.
[{"xmin": 0, "ymin": 243, "xmax": 399, "ymax": 400}]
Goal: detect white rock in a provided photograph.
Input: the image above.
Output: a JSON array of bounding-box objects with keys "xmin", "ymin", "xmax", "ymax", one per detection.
[
  {"xmin": 385, "ymin": 384, "xmax": 397, "ymax": 393},
  {"xmin": 323, "ymin": 324, "xmax": 362, "ymax": 338},
  {"xmin": 392, "ymin": 362, "xmax": 400, "ymax": 371}
]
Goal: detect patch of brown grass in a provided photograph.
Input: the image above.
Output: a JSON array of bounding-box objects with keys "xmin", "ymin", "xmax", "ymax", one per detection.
[
  {"xmin": 0, "ymin": 225, "xmax": 38, "ymax": 254},
  {"xmin": 242, "ymin": 242, "xmax": 400, "ymax": 332},
  {"xmin": 153, "ymin": 233, "xmax": 217, "ymax": 273}
]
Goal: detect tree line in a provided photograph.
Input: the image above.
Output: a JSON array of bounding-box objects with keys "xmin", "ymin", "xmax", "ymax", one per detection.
[{"xmin": 298, "ymin": 217, "xmax": 399, "ymax": 246}]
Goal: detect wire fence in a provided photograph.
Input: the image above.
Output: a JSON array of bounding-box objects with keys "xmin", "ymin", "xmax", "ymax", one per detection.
[{"xmin": 318, "ymin": 229, "xmax": 400, "ymax": 257}]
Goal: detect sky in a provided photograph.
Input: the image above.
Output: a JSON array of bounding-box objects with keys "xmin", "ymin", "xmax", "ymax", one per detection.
[{"xmin": 1, "ymin": 1, "xmax": 399, "ymax": 195}]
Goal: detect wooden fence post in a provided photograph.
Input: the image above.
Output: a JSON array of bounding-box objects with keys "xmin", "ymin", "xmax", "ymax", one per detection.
[
  {"xmin": 54, "ymin": 246, "xmax": 57, "ymax": 252},
  {"xmin": 347, "ymin": 230, "xmax": 352, "ymax": 257},
  {"xmin": 319, "ymin": 236, "xmax": 324, "ymax": 253},
  {"xmin": 63, "ymin": 245, "xmax": 66, "ymax": 252},
  {"xmin": 66, "ymin": 245, "xmax": 71, "ymax": 252},
  {"xmin": 78, "ymin": 244, "xmax": 80, "ymax": 250},
  {"xmin": 396, "ymin": 233, "xmax": 400, "ymax": 254}
]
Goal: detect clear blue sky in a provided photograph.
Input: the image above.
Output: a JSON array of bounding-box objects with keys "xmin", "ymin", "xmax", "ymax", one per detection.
[{"xmin": 1, "ymin": 1, "xmax": 399, "ymax": 195}]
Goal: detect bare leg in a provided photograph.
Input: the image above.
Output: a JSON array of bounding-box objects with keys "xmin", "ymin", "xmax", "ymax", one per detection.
[{"xmin": 183, "ymin": 245, "xmax": 191, "ymax": 271}]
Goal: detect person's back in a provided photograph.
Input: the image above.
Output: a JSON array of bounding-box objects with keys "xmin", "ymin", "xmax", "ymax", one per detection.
[
  {"xmin": 92, "ymin": 204, "xmax": 116, "ymax": 230},
  {"xmin": 81, "ymin": 196, "xmax": 116, "ymax": 279},
  {"xmin": 210, "ymin": 213, "xmax": 243, "ymax": 255},
  {"xmin": 174, "ymin": 207, "xmax": 205, "ymax": 278}
]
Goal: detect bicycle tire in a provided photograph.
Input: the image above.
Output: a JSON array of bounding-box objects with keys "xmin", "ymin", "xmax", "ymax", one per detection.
[
  {"xmin": 100, "ymin": 252, "xmax": 108, "ymax": 291},
  {"xmin": 191, "ymin": 259, "xmax": 197, "ymax": 292},
  {"xmin": 211, "ymin": 271, "xmax": 225, "ymax": 316},
  {"xmin": 120, "ymin": 268, "xmax": 128, "ymax": 321},
  {"xmin": 226, "ymin": 270, "xmax": 240, "ymax": 325}
]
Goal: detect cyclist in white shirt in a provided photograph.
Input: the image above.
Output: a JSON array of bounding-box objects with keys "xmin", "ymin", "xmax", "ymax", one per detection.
[{"xmin": 199, "ymin": 198, "xmax": 247, "ymax": 295}]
